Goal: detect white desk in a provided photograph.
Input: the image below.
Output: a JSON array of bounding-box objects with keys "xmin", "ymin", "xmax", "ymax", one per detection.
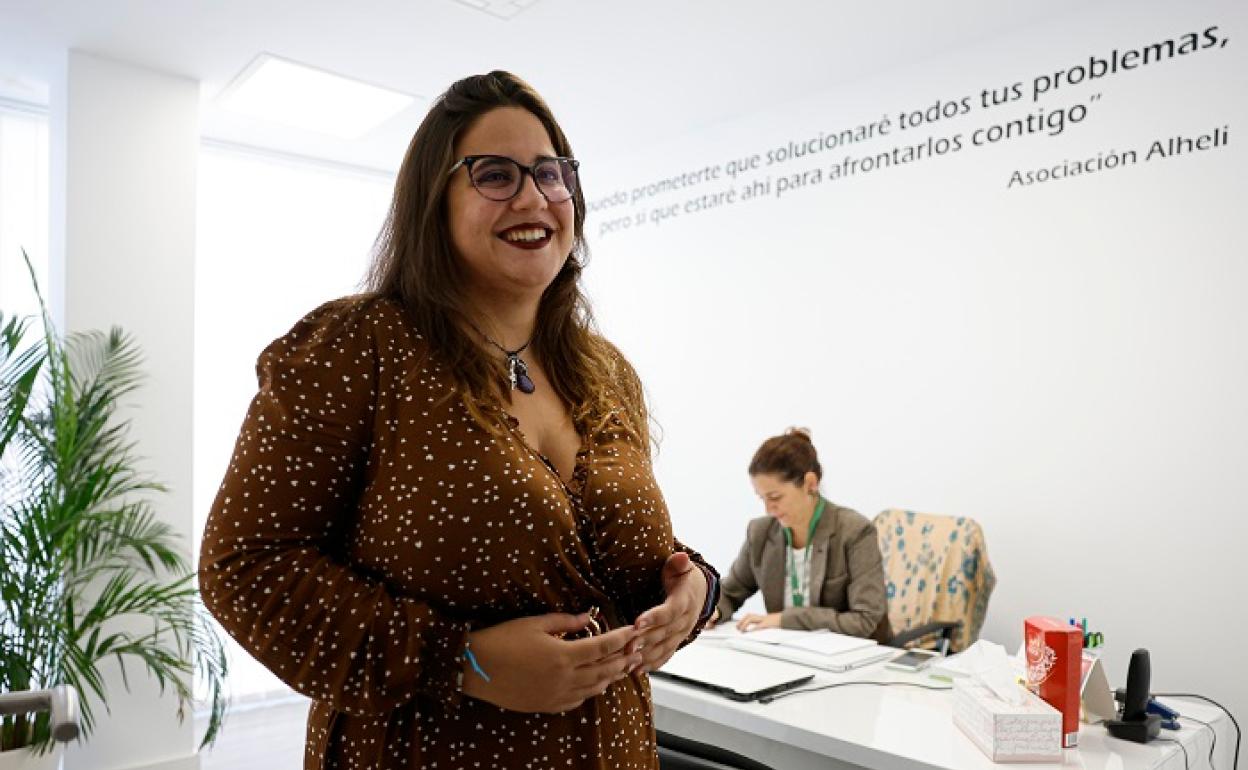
[{"xmin": 652, "ymin": 640, "xmax": 1235, "ymax": 770}]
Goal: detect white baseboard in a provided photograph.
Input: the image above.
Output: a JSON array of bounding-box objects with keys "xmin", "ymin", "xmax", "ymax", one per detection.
[{"xmin": 121, "ymin": 756, "xmax": 200, "ymax": 770}]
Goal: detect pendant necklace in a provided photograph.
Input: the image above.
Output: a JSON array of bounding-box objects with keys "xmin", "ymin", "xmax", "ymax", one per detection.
[{"xmin": 479, "ymin": 331, "xmax": 536, "ymax": 394}]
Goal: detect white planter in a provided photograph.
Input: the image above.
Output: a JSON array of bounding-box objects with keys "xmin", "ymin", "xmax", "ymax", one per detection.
[{"xmin": 0, "ymin": 746, "xmax": 62, "ymax": 770}]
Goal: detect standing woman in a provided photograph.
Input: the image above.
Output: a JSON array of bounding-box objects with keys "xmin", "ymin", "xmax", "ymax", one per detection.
[
  {"xmin": 710, "ymin": 428, "xmax": 890, "ymax": 641},
  {"xmin": 199, "ymin": 71, "xmax": 717, "ymax": 769}
]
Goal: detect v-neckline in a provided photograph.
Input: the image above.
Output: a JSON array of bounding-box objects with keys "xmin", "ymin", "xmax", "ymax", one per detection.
[{"xmin": 500, "ymin": 411, "xmax": 589, "ymax": 500}]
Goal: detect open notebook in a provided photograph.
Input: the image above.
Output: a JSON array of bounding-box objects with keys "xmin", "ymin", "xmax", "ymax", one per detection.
[
  {"xmin": 652, "ymin": 644, "xmax": 814, "ymax": 702},
  {"xmin": 721, "ymin": 628, "xmax": 897, "ymax": 673}
]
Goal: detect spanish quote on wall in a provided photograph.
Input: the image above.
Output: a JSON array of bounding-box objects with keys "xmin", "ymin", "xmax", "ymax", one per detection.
[{"xmin": 591, "ymin": 25, "xmax": 1232, "ymax": 239}]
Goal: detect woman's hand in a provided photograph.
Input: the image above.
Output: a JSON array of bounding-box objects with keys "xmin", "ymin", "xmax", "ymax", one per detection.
[
  {"xmin": 735, "ymin": 611, "xmax": 782, "ymax": 632},
  {"xmin": 633, "ymin": 552, "xmax": 708, "ymax": 673},
  {"xmin": 461, "ymin": 612, "xmax": 642, "ymax": 713}
]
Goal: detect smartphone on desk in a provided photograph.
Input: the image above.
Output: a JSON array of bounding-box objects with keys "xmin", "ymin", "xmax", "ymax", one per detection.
[{"xmin": 885, "ymin": 648, "xmax": 941, "ymax": 672}]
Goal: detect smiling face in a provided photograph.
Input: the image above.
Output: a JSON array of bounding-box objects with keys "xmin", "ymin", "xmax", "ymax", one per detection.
[
  {"xmin": 447, "ymin": 106, "xmax": 575, "ymax": 307},
  {"xmin": 751, "ymin": 471, "xmax": 819, "ymax": 531}
]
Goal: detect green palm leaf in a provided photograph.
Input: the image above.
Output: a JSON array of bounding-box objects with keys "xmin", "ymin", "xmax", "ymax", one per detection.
[{"xmin": 1, "ymin": 252, "xmax": 228, "ymax": 751}]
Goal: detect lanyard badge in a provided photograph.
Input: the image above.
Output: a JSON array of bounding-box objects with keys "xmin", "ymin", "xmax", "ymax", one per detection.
[{"xmin": 784, "ymin": 497, "xmax": 826, "ymax": 607}]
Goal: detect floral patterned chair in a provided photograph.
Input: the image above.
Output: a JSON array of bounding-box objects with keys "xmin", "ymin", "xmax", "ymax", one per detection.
[{"xmin": 873, "ymin": 508, "xmax": 996, "ymax": 654}]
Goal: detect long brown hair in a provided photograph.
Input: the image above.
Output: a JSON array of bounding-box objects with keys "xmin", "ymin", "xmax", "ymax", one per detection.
[{"xmin": 366, "ymin": 71, "xmax": 649, "ymax": 449}]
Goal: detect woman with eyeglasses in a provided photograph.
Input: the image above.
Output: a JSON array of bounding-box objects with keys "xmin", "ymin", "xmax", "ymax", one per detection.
[
  {"xmin": 199, "ymin": 71, "xmax": 718, "ymax": 769},
  {"xmin": 708, "ymin": 428, "xmax": 891, "ymax": 641}
]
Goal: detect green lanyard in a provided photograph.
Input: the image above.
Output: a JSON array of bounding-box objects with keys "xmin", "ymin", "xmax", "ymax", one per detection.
[{"xmin": 783, "ymin": 497, "xmax": 825, "ymax": 607}]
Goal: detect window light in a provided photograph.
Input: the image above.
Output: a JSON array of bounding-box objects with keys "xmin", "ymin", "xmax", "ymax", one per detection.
[{"xmin": 217, "ymin": 54, "xmax": 415, "ymax": 139}]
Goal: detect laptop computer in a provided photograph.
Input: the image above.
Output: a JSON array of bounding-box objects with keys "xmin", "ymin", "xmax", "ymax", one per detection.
[{"xmin": 652, "ymin": 644, "xmax": 814, "ymax": 702}]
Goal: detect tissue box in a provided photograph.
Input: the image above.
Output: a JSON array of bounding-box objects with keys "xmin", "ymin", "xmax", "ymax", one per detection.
[
  {"xmin": 953, "ymin": 680, "xmax": 1062, "ymax": 762},
  {"xmin": 1024, "ymin": 616, "xmax": 1082, "ymax": 747}
]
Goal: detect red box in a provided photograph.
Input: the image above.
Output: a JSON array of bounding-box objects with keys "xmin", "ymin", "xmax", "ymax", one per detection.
[{"xmin": 1024, "ymin": 616, "xmax": 1082, "ymax": 748}]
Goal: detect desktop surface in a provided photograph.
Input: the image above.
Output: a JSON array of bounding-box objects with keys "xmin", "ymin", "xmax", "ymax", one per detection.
[{"xmin": 651, "ymin": 638, "xmax": 1232, "ymax": 770}]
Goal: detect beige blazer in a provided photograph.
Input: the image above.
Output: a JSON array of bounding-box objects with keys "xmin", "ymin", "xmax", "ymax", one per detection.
[{"xmin": 715, "ymin": 500, "xmax": 892, "ymax": 642}]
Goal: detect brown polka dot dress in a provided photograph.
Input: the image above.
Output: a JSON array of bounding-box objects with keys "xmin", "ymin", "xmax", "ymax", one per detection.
[{"xmin": 199, "ymin": 296, "xmax": 716, "ymax": 770}]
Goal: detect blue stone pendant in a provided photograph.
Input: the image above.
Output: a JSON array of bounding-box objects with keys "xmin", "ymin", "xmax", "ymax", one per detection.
[{"xmin": 509, "ymin": 354, "xmax": 536, "ymax": 394}]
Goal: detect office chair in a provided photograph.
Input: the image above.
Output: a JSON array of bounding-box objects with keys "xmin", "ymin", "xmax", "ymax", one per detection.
[
  {"xmin": 657, "ymin": 730, "xmax": 775, "ymax": 770},
  {"xmin": 874, "ymin": 509, "xmax": 996, "ymax": 654},
  {"xmin": 0, "ymin": 684, "xmax": 81, "ymax": 744}
]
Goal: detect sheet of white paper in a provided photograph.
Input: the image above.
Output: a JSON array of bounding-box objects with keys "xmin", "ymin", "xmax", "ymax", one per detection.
[
  {"xmin": 976, "ymin": 642, "xmax": 1026, "ymax": 705},
  {"xmin": 743, "ymin": 628, "xmax": 828, "ymax": 645},
  {"xmin": 776, "ymin": 632, "xmax": 876, "ymax": 657}
]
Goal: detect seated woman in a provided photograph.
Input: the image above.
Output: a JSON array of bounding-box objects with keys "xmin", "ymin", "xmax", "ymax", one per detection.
[{"xmin": 710, "ymin": 428, "xmax": 891, "ymax": 641}]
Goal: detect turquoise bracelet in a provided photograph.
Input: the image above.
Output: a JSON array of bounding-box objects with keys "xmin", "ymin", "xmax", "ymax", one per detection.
[{"xmin": 464, "ymin": 645, "xmax": 490, "ymax": 682}]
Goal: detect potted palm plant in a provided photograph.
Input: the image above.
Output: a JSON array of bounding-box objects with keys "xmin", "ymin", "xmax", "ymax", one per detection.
[{"xmin": 0, "ymin": 256, "xmax": 227, "ymax": 767}]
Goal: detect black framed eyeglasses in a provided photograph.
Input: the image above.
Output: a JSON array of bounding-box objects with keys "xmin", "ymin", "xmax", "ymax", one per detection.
[{"xmin": 449, "ymin": 155, "xmax": 580, "ymax": 203}]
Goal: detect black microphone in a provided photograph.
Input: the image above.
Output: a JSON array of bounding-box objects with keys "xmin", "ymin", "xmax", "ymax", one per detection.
[{"xmin": 1122, "ymin": 649, "xmax": 1150, "ymax": 721}]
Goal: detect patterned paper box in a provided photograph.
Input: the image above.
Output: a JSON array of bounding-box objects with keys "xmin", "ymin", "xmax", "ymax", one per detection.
[{"xmin": 953, "ymin": 680, "xmax": 1062, "ymax": 762}]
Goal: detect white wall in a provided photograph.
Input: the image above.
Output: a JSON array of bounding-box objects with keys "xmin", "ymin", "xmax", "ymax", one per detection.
[
  {"xmin": 54, "ymin": 50, "xmax": 200, "ymax": 770},
  {"xmin": 585, "ymin": 0, "xmax": 1248, "ymax": 722}
]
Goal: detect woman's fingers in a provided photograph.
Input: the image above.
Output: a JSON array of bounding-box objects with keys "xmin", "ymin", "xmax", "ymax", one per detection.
[
  {"xmin": 736, "ymin": 613, "xmax": 763, "ymax": 632},
  {"xmin": 629, "ymin": 620, "xmax": 685, "ymax": 672},
  {"xmin": 632, "ymin": 609, "xmax": 700, "ymax": 671},
  {"xmin": 565, "ymin": 624, "xmax": 638, "ymax": 664},
  {"xmin": 570, "ymin": 645, "xmax": 642, "ymax": 688},
  {"xmin": 467, "ymin": 614, "xmax": 645, "ymax": 713},
  {"xmin": 634, "ymin": 603, "xmax": 671, "ymax": 632},
  {"xmin": 536, "ymin": 611, "xmax": 593, "ymax": 636},
  {"xmin": 627, "ymin": 559, "xmax": 710, "ymax": 674},
  {"xmin": 548, "ymin": 620, "xmax": 645, "ymax": 693},
  {"xmin": 567, "ymin": 676, "xmax": 617, "ymax": 703},
  {"xmin": 639, "ymin": 634, "xmax": 683, "ymax": 671}
]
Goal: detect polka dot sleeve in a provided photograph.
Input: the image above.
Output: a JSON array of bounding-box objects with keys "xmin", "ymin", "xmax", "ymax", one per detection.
[{"xmin": 198, "ymin": 299, "xmax": 471, "ymax": 716}]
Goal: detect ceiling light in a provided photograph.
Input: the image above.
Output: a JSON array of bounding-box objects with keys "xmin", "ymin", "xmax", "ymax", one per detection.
[
  {"xmin": 218, "ymin": 54, "xmax": 416, "ymax": 139},
  {"xmin": 452, "ymin": 0, "xmax": 540, "ymax": 20}
]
